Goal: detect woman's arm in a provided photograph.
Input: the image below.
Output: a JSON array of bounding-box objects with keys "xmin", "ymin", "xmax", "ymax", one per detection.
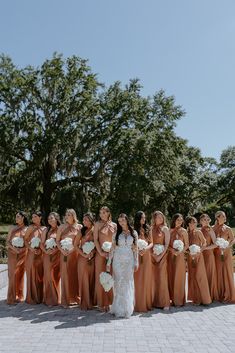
[
  {"xmin": 106, "ymin": 234, "xmax": 116, "ymax": 272},
  {"xmin": 6, "ymin": 226, "xmax": 18, "ymax": 253},
  {"xmin": 94, "ymin": 222, "xmax": 107, "ymax": 258},
  {"xmin": 56, "ymin": 224, "xmax": 68, "ymax": 257},
  {"xmin": 154, "ymin": 226, "xmax": 170, "ymax": 263}
]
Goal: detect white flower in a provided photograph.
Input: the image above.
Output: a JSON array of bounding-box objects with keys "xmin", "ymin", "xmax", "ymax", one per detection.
[
  {"xmin": 60, "ymin": 237, "xmax": 73, "ymax": 251},
  {"xmin": 11, "ymin": 237, "xmax": 24, "ymax": 248},
  {"xmin": 173, "ymin": 239, "xmax": 184, "ymax": 252},
  {"xmin": 30, "ymin": 237, "xmax": 41, "ymax": 249},
  {"xmin": 215, "ymin": 237, "xmax": 229, "ymax": 249},
  {"xmin": 45, "ymin": 238, "xmax": 57, "ymax": 250},
  {"xmin": 189, "ymin": 244, "xmax": 201, "ymax": 255},
  {"xmin": 137, "ymin": 239, "xmax": 148, "ymax": 250},
  {"xmin": 153, "ymin": 244, "xmax": 165, "ymax": 255},
  {"xmin": 102, "ymin": 241, "xmax": 112, "ymax": 253},
  {"xmin": 82, "ymin": 241, "xmax": 95, "ymax": 254},
  {"xmin": 99, "ymin": 271, "xmax": 114, "ymax": 292}
]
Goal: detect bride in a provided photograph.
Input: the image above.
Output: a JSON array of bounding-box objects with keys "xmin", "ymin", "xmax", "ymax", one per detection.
[{"xmin": 106, "ymin": 213, "xmax": 138, "ymax": 318}]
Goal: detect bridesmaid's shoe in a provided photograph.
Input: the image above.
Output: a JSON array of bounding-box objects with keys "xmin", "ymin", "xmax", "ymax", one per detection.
[{"xmin": 163, "ymin": 306, "xmax": 170, "ymax": 311}]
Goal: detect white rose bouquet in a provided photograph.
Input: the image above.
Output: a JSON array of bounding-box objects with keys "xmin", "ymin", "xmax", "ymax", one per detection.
[
  {"xmin": 12, "ymin": 237, "xmax": 24, "ymax": 248},
  {"xmin": 99, "ymin": 271, "xmax": 114, "ymax": 292},
  {"xmin": 60, "ymin": 237, "xmax": 73, "ymax": 262},
  {"xmin": 215, "ymin": 237, "xmax": 229, "ymax": 261},
  {"xmin": 153, "ymin": 244, "xmax": 165, "ymax": 256}
]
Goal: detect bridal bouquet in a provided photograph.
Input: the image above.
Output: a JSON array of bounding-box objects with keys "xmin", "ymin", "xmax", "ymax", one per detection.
[
  {"xmin": 11, "ymin": 237, "xmax": 24, "ymax": 248},
  {"xmin": 153, "ymin": 244, "xmax": 165, "ymax": 256},
  {"xmin": 189, "ymin": 244, "xmax": 201, "ymax": 267},
  {"xmin": 215, "ymin": 237, "xmax": 229, "ymax": 261},
  {"xmin": 99, "ymin": 271, "xmax": 114, "ymax": 292},
  {"xmin": 45, "ymin": 238, "xmax": 57, "ymax": 250},
  {"xmin": 30, "ymin": 237, "xmax": 41, "ymax": 249},
  {"xmin": 60, "ymin": 237, "xmax": 73, "ymax": 262},
  {"xmin": 82, "ymin": 241, "xmax": 95, "ymax": 254},
  {"xmin": 102, "ymin": 241, "xmax": 112, "ymax": 253},
  {"xmin": 173, "ymin": 239, "xmax": 184, "ymax": 252}
]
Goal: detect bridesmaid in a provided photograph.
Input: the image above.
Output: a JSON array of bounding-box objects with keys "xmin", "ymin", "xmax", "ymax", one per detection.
[
  {"xmin": 25, "ymin": 211, "xmax": 46, "ymax": 304},
  {"xmin": 151, "ymin": 211, "xmax": 170, "ymax": 310},
  {"xmin": 7, "ymin": 212, "xmax": 28, "ymax": 304},
  {"xmin": 75, "ymin": 213, "xmax": 96, "ymax": 310},
  {"xmin": 134, "ymin": 211, "xmax": 153, "ymax": 312},
  {"xmin": 212, "ymin": 211, "xmax": 235, "ymax": 303},
  {"xmin": 41, "ymin": 212, "xmax": 61, "ymax": 306},
  {"xmin": 94, "ymin": 206, "xmax": 116, "ymax": 311},
  {"xmin": 186, "ymin": 216, "xmax": 211, "ymax": 305},
  {"xmin": 56, "ymin": 209, "xmax": 82, "ymax": 308},
  {"xmin": 200, "ymin": 214, "xmax": 219, "ymax": 301},
  {"xmin": 168, "ymin": 213, "xmax": 188, "ymax": 306}
]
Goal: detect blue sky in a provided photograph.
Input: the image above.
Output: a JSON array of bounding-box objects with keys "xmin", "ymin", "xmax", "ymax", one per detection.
[{"xmin": 1, "ymin": 0, "xmax": 235, "ymax": 160}]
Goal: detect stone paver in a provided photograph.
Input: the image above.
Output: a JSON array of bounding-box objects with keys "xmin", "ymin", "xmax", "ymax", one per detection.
[{"xmin": 0, "ymin": 284, "xmax": 234, "ymax": 353}]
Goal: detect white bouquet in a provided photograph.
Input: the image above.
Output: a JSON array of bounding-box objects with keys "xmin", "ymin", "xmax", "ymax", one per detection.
[
  {"xmin": 11, "ymin": 237, "xmax": 24, "ymax": 248},
  {"xmin": 99, "ymin": 271, "xmax": 114, "ymax": 292},
  {"xmin": 189, "ymin": 244, "xmax": 201, "ymax": 255},
  {"xmin": 60, "ymin": 237, "xmax": 73, "ymax": 262},
  {"xmin": 30, "ymin": 237, "xmax": 41, "ymax": 249},
  {"xmin": 60, "ymin": 237, "xmax": 73, "ymax": 251},
  {"xmin": 45, "ymin": 238, "xmax": 57, "ymax": 250},
  {"xmin": 173, "ymin": 239, "xmax": 184, "ymax": 252},
  {"xmin": 102, "ymin": 241, "xmax": 112, "ymax": 253},
  {"xmin": 137, "ymin": 239, "xmax": 148, "ymax": 250},
  {"xmin": 215, "ymin": 237, "xmax": 229, "ymax": 249},
  {"xmin": 82, "ymin": 241, "xmax": 95, "ymax": 255},
  {"xmin": 215, "ymin": 237, "xmax": 229, "ymax": 261},
  {"xmin": 153, "ymin": 244, "xmax": 165, "ymax": 255}
]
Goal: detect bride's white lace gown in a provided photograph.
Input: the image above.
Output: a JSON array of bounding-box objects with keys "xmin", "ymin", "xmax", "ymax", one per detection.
[{"xmin": 107, "ymin": 231, "xmax": 138, "ymax": 318}]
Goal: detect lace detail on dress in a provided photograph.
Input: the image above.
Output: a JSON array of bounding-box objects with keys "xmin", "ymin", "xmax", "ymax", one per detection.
[{"xmin": 109, "ymin": 231, "xmax": 138, "ymax": 318}]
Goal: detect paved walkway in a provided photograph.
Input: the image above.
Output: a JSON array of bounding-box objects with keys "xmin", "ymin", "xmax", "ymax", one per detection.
[{"xmin": 0, "ymin": 283, "xmax": 234, "ymax": 353}]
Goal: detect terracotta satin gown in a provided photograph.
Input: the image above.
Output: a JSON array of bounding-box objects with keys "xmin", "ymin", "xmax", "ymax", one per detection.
[
  {"xmin": 7, "ymin": 225, "xmax": 27, "ymax": 304},
  {"xmin": 187, "ymin": 230, "xmax": 211, "ymax": 305},
  {"xmin": 77, "ymin": 229, "xmax": 95, "ymax": 310},
  {"xmin": 134, "ymin": 229, "xmax": 153, "ymax": 312},
  {"xmin": 213, "ymin": 224, "xmax": 235, "ymax": 303},
  {"xmin": 59, "ymin": 224, "xmax": 80, "ymax": 306},
  {"xmin": 95, "ymin": 221, "xmax": 116, "ymax": 309},
  {"xmin": 43, "ymin": 228, "xmax": 60, "ymax": 306},
  {"xmin": 151, "ymin": 226, "xmax": 170, "ymax": 308},
  {"xmin": 201, "ymin": 226, "xmax": 219, "ymax": 301},
  {"xmin": 168, "ymin": 227, "xmax": 188, "ymax": 306},
  {"xmin": 25, "ymin": 226, "xmax": 46, "ymax": 304}
]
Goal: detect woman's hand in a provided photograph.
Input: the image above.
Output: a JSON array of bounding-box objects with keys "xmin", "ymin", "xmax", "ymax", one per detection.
[
  {"xmin": 139, "ymin": 249, "xmax": 146, "ymax": 256},
  {"xmin": 101, "ymin": 251, "xmax": 108, "ymax": 258}
]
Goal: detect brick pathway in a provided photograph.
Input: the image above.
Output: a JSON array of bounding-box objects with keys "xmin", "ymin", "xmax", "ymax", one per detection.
[{"xmin": 0, "ymin": 283, "xmax": 234, "ymax": 353}]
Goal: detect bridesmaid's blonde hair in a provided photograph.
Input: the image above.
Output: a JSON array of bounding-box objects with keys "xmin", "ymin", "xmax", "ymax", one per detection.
[
  {"xmin": 151, "ymin": 211, "xmax": 167, "ymax": 227},
  {"xmin": 215, "ymin": 210, "xmax": 226, "ymax": 224},
  {"xmin": 65, "ymin": 208, "xmax": 78, "ymax": 224}
]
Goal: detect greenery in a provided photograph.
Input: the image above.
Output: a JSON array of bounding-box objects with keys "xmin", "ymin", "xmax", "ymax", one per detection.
[{"xmin": 0, "ymin": 53, "xmax": 235, "ymax": 226}]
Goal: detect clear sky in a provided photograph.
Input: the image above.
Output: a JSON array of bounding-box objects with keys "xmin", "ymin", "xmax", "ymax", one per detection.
[{"xmin": 1, "ymin": 0, "xmax": 235, "ymax": 160}]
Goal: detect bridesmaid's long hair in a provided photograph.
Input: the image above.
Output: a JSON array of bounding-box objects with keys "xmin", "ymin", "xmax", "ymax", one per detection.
[
  {"xmin": 65, "ymin": 208, "xmax": 79, "ymax": 224},
  {"xmin": 134, "ymin": 211, "xmax": 150, "ymax": 241},
  {"xmin": 116, "ymin": 213, "xmax": 135, "ymax": 245},
  {"xmin": 17, "ymin": 211, "xmax": 29, "ymax": 226},
  {"xmin": 81, "ymin": 212, "xmax": 95, "ymax": 237},
  {"xmin": 151, "ymin": 210, "xmax": 167, "ymax": 228},
  {"xmin": 31, "ymin": 211, "xmax": 45, "ymax": 226},
  {"xmin": 170, "ymin": 213, "xmax": 184, "ymax": 229},
  {"xmin": 46, "ymin": 212, "xmax": 61, "ymax": 239}
]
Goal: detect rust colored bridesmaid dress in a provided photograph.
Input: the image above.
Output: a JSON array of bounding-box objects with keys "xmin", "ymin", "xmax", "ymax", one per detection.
[
  {"xmin": 77, "ymin": 229, "xmax": 95, "ymax": 310},
  {"xmin": 42, "ymin": 228, "xmax": 60, "ymax": 306},
  {"xmin": 134, "ymin": 229, "xmax": 153, "ymax": 312},
  {"xmin": 187, "ymin": 229, "xmax": 212, "ymax": 305},
  {"xmin": 213, "ymin": 224, "xmax": 235, "ymax": 303},
  {"xmin": 201, "ymin": 226, "xmax": 219, "ymax": 301},
  {"xmin": 59, "ymin": 224, "xmax": 80, "ymax": 307},
  {"xmin": 94, "ymin": 221, "xmax": 116, "ymax": 309},
  {"xmin": 7, "ymin": 225, "xmax": 27, "ymax": 304},
  {"xmin": 151, "ymin": 226, "xmax": 170, "ymax": 308},
  {"xmin": 25, "ymin": 226, "xmax": 46, "ymax": 304},
  {"xmin": 168, "ymin": 227, "xmax": 188, "ymax": 306}
]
